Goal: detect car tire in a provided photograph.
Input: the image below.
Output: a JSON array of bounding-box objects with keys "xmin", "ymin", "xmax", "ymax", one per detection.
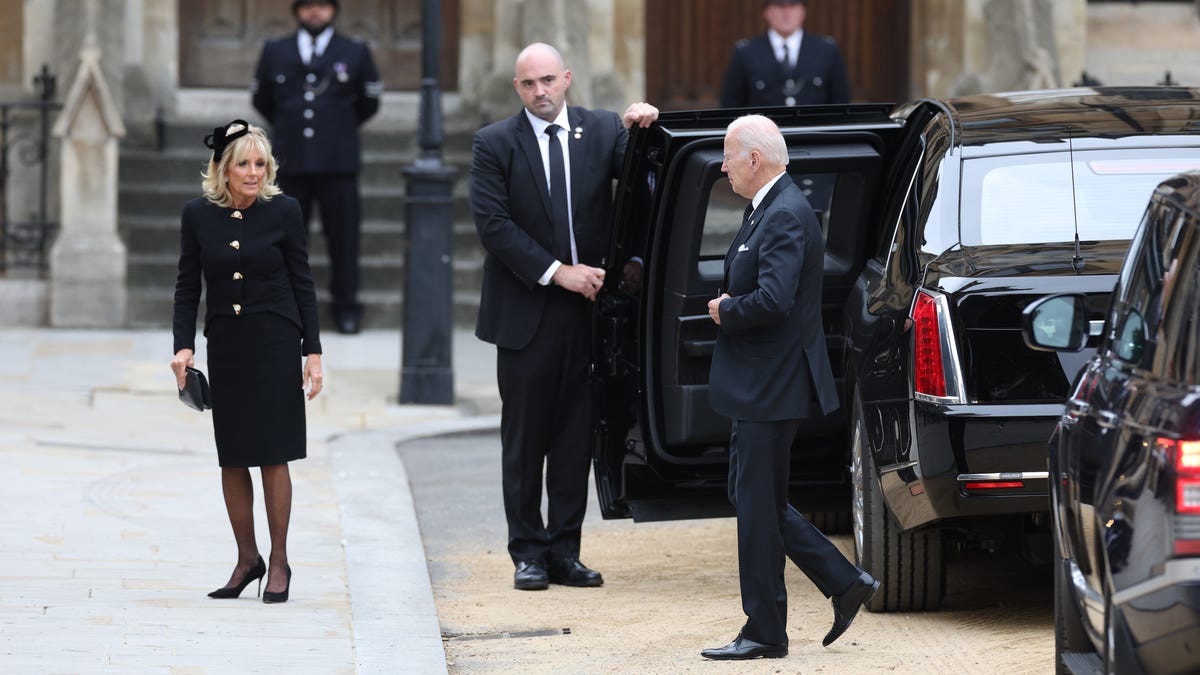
[
  {"xmin": 805, "ymin": 510, "xmax": 851, "ymax": 535},
  {"xmin": 851, "ymin": 393, "xmax": 945, "ymax": 612},
  {"xmin": 1053, "ymin": 537, "xmax": 1089, "ymax": 673}
]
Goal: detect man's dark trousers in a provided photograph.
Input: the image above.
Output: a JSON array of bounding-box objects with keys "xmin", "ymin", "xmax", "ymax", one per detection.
[
  {"xmin": 728, "ymin": 418, "xmax": 860, "ymax": 645},
  {"xmin": 279, "ymin": 174, "xmax": 361, "ymax": 316},
  {"xmin": 497, "ymin": 286, "xmax": 591, "ymax": 563}
]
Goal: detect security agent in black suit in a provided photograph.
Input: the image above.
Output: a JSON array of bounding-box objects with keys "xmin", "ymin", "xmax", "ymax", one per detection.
[
  {"xmin": 470, "ymin": 42, "xmax": 658, "ymax": 591},
  {"xmin": 701, "ymin": 115, "xmax": 877, "ymax": 661},
  {"xmin": 719, "ymin": 0, "xmax": 850, "ymax": 108},
  {"xmin": 252, "ymin": 0, "xmax": 382, "ymax": 334}
]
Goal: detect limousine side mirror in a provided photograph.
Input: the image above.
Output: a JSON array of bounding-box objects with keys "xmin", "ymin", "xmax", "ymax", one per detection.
[{"xmin": 1022, "ymin": 294, "xmax": 1088, "ymax": 352}]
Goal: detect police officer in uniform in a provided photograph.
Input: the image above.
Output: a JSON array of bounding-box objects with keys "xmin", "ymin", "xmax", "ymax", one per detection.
[
  {"xmin": 719, "ymin": 0, "xmax": 849, "ymax": 109},
  {"xmin": 252, "ymin": 0, "xmax": 382, "ymax": 334}
]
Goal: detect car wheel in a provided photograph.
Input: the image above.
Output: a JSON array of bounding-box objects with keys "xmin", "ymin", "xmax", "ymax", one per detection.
[
  {"xmin": 851, "ymin": 392, "xmax": 945, "ymax": 611},
  {"xmin": 1053, "ymin": 536, "xmax": 1089, "ymax": 673},
  {"xmin": 805, "ymin": 510, "xmax": 851, "ymax": 535}
]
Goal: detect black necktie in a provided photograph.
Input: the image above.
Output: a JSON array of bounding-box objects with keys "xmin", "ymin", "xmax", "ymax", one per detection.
[{"xmin": 545, "ymin": 124, "xmax": 572, "ymax": 263}]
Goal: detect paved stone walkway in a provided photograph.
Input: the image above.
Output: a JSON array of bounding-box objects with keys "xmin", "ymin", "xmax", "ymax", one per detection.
[{"xmin": 0, "ymin": 328, "xmax": 499, "ymax": 674}]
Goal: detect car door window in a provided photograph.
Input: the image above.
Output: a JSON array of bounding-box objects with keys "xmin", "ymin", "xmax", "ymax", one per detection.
[
  {"xmin": 699, "ymin": 173, "xmax": 838, "ymax": 259},
  {"xmin": 1114, "ymin": 309, "xmax": 1148, "ymax": 363},
  {"xmin": 1112, "ymin": 202, "xmax": 1174, "ymax": 368},
  {"xmin": 1151, "ymin": 207, "xmax": 1200, "ymax": 383}
]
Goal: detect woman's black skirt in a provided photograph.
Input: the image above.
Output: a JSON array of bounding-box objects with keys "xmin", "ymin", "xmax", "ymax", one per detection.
[{"xmin": 206, "ymin": 312, "xmax": 306, "ymax": 467}]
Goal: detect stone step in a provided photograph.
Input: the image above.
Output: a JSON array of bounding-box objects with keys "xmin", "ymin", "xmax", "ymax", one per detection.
[
  {"xmin": 126, "ymin": 252, "xmax": 484, "ymax": 297},
  {"xmin": 117, "ymin": 215, "xmax": 484, "ymax": 262},
  {"xmin": 120, "ymin": 119, "xmax": 488, "ymax": 330},
  {"xmin": 118, "ymin": 148, "xmax": 473, "ymax": 188},
  {"xmin": 117, "ymin": 183, "xmax": 475, "ymax": 224},
  {"xmin": 127, "ymin": 286, "xmax": 482, "ymax": 331},
  {"xmin": 157, "ymin": 121, "xmax": 479, "ymax": 157}
]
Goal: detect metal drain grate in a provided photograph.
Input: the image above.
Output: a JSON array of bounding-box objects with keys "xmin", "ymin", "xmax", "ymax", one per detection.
[{"xmin": 444, "ymin": 627, "xmax": 571, "ymax": 641}]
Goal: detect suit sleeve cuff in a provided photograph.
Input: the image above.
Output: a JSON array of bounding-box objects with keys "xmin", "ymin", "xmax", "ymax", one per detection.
[{"xmin": 538, "ymin": 260, "xmax": 562, "ymax": 286}]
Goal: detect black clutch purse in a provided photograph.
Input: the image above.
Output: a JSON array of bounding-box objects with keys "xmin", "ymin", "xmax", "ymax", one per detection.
[{"xmin": 179, "ymin": 366, "xmax": 212, "ymax": 412}]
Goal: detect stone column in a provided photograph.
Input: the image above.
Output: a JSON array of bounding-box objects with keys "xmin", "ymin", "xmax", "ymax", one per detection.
[
  {"xmin": 49, "ymin": 42, "xmax": 128, "ymax": 328},
  {"xmin": 910, "ymin": 0, "xmax": 1084, "ymax": 98},
  {"xmin": 120, "ymin": 0, "xmax": 178, "ymax": 145},
  {"xmin": 464, "ymin": 0, "xmax": 644, "ymax": 124}
]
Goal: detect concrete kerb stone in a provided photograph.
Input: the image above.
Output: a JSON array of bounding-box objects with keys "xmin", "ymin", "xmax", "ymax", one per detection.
[{"xmin": 330, "ymin": 415, "xmax": 501, "ymax": 674}]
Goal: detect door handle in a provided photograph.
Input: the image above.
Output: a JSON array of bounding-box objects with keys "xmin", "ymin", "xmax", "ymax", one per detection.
[{"xmin": 1096, "ymin": 410, "xmax": 1120, "ymax": 430}]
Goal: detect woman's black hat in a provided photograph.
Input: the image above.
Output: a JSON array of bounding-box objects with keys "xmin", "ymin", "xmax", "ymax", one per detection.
[{"xmin": 203, "ymin": 120, "xmax": 250, "ymax": 163}]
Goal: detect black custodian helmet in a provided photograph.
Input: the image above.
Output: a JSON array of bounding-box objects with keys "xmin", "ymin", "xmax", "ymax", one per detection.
[{"xmin": 293, "ymin": 0, "xmax": 338, "ymax": 12}]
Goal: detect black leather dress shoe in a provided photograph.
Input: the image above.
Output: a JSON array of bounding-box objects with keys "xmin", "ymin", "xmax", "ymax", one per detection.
[
  {"xmin": 513, "ymin": 560, "xmax": 548, "ymax": 590},
  {"xmin": 701, "ymin": 634, "xmax": 788, "ymax": 660},
  {"xmin": 334, "ymin": 307, "xmax": 362, "ymax": 334},
  {"xmin": 823, "ymin": 570, "xmax": 880, "ymax": 646},
  {"xmin": 546, "ymin": 557, "xmax": 603, "ymax": 587}
]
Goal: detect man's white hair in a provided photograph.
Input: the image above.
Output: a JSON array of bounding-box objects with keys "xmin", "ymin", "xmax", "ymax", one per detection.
[{"xmin": 727, "ymin": 114, "xmax": 788, "ymax": 167}]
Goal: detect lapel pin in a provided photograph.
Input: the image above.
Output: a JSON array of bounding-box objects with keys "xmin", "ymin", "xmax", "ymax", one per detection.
[
  {"xmin": 574, "ymin": 126, "xmax": 583, "ymax": 139},
  {"xmin": 231, "ymin": 210, "xmax": 243, "ymax": 220}
]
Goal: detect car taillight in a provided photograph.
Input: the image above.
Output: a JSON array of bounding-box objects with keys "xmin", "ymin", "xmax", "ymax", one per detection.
[
  {"xmin": 1176, "ymin": 439, "xmax": 1200, "ymax": 515},
  {"xmin": 1155, "ymin": 436, "xmax": 1200, "ymax": 555},
  {"xmin": 912, "ymin": 290, "xmax": 963, "ymax": 402},
  {"xmin": 913, "ymin": 292, "xmax": 946, "ymax": 397}
]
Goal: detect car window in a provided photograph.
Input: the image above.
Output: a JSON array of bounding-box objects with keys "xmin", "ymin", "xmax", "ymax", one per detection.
[
  {"xmin": 1111, "ymin": 201, "xmax": 1176, "ymax": 370},
  {"xmin": 1114, "ymin": 309, "xmax": 1148, "ymax": 363},
  {"xmin": 699, "ymin": 173, "xmax": 837, "ymax": 258},
  {"xmin": 960, "ymin": 150, "xmax": 1200, "ymax": 247},
  {"xmin": 1152, "ymin": 207, "xmax": 1200, "ymax": 383}
]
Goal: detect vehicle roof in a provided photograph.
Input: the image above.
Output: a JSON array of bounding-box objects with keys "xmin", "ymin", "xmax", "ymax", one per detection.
[{"xmin": 933, "ymin": 87, "xmax": 1200, "ymax": 147}]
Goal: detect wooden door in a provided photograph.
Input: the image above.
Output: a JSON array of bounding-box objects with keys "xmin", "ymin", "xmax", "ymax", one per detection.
[
  {"xmin": 178, "ymin": 0, "xmax": 459, "ymax": 90},
  {"xmin": 646, "ymin": 0, "xmax": 910, "ymax": 110}
]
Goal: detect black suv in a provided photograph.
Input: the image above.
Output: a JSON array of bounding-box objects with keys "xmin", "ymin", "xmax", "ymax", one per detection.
[
  {"xmin": 590, "ymin": 88, "xmax": 1200, "ymax": 610},
  {"xmin": 1024, "ymin": 173, "xmax": 1200, "ymax": 674}
]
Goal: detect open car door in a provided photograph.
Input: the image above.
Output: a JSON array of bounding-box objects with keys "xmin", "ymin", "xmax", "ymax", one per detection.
[{"xmin": 592, "ymin": 106, "xmax": 910, "ymax": 521}]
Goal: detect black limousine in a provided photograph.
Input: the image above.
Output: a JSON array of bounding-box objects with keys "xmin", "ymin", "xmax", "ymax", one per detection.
[{"xmin": 590, "ymin": 88, "xmax": 1200, "ymax": 611}]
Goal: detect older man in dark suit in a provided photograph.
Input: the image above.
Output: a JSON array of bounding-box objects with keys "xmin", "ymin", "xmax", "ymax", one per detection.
[
  {"xmin": 701, "ymin": 114, "xmax": 876, "ymax": 660},
  {"xmin": 720, "ymin": 0, "xmax": 850, "ymax": 108},
  {"xmin": 470, "ymin": 42, "xmax": 658, "ymax": 591}
]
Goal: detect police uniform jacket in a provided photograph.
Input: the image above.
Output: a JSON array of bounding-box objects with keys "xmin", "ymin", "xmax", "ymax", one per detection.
[
  {"xmin": 719, "ymin": 32, "xmax": 850, "ymax": 108},
  {"xmin": 252, "ymin": 31, "xmax": 381, "ymax": 176},
  {"xmin": 173, "ymin": 195, "xmax": 322, "ymax": 356}
]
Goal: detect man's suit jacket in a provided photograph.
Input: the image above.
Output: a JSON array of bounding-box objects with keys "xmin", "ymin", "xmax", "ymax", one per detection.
[
  {"xmin": 470, "ymin": 106, "xmax": 627, "ymax": 350},
  {"xmin": 709, "ymin": 174, "xmax": 839, "ymax": 422},
  {"xmin": 719, "ymin": 33, "xmax": 850, "ymax": 108},
  {"xmin": 252, "ymin": 31, "xmax": 381, "ymax": 176}
]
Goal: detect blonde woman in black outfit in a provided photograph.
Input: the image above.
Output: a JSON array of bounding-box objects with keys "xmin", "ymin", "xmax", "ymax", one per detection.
[{"xmin": 170, "ymin": 120, "xmax": 323, "ymax": 604}]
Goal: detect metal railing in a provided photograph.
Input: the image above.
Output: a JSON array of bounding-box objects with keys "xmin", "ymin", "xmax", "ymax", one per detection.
[{"xmin": 0, "ymin": 64, "xmax": 59, "ymax": 277}]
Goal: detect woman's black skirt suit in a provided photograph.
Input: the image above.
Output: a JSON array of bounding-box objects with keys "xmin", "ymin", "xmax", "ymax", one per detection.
[{"xmin": 172, "ymin": 195, "xmax": 322, "ymax": 467}]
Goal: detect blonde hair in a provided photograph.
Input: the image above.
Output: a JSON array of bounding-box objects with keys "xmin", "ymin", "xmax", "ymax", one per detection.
[{"xmin": 200, "ymin": 123, "xmax": 282, "ymax": 207}]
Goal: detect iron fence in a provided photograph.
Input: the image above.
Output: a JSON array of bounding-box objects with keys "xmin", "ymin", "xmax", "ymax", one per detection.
[{"xmin": 0, "ymin": 65, "xmax": 59, "ymax": 277}]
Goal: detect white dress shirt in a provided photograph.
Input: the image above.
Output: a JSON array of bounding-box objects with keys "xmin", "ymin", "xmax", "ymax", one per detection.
[
  {"xmin": 767, "ymin": 29, "xmax": 803, "ymax": 68},
  {"xmin": 524, "ymin": 108, "xmax": 577, "ymax": 285},
  {"xmin": 297, "ymin": 27, "xmax": 334, "ymax": 65}
]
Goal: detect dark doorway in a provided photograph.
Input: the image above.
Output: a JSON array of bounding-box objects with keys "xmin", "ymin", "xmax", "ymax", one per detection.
[{"xmin": 645, "ymin": 0, "xmax": 910, "ymax": 110}]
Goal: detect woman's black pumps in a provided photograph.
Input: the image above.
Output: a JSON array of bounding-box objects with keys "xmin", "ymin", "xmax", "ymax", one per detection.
[
  {"xmin": 262, "ymin": 564, "xmax": 292, "ymax": 604},
  {"xmin": 207, "ymin": 555, "xmax": 266, "ymax": 599}
]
